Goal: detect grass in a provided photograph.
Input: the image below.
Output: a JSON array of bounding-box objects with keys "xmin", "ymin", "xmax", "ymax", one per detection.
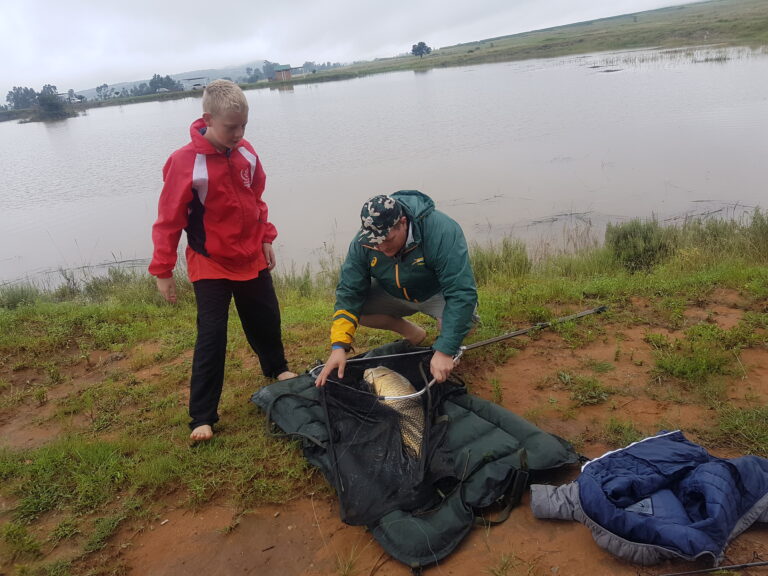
[
  {"xmin": 83, "ymin": 515, "xmax": 125, "ymax": 554},
  {"xmin": 645, "ymin": 315, "xmax": 768, "ymax": 397},
  {"xmin": 490, "ymin": 377, "xmax": 504, "ymax": 404},
  {"xmin": 2, "ymin": 521, "xmax": 42, "ymax": 562},
  {"xmin": 486, "ymin": 552, "xmax": 538, "ymax": 576},
  {"xmin": 709, "ymin": 405, "xmax": 768, "ymax": 455},
  {"xmin": 17, "ymin": 560, "xmax": 73, "ymax": 576},
  {"xmin": 583, "ymin": 358, "xmax": 616, "ymax": 374},
  {"xmin": 2, "ymin": 211, "xmax": 768, "ymax": 572},
  {"xmin": 557, "ymin": 371, "xmax": 613, "ymax": 407},
  {"xmin": 602, "ymin": 418, "xmax": 644, "ymax": 447}
]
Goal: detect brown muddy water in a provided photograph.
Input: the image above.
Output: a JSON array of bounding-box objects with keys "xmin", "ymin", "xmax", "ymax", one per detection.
[{"xmin": 1, "ymin": 46, "xmax": 766, "ymax": 285}]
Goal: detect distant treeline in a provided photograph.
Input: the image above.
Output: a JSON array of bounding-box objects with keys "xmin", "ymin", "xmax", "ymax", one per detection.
[
  {"xmin": 97, "ymin": 74, "xmax": 184, "ymax": 100},
  {"xmin": 3, "ymin": 0, "xmax": 766, "ymax": 122},
  {"xmin": 2, "ymin": 74, "xmax": 183, "ymax": 112}
]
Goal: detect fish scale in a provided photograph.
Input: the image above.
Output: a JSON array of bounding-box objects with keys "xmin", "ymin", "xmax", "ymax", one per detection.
[{"xmin": 363, "ymin": 366, "xmax": 425, "ymax": 459}]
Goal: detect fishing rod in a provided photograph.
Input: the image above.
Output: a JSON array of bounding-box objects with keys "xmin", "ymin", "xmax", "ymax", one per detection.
[
  {"xmin": 383, "ymin": 305, "xmax": 607, "ymax": 400},
  {"xmin": 312, "ymin": 305, "xmax": 607, "ymax": 400},
  {"xmin": 461, "ymin": 305, "xmax": 607, "ymax": 353}
]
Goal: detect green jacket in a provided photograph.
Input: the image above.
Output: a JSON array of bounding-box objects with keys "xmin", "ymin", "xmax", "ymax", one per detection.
[{"xmin": 331, "ymin": 190, "xmax": 477, "ymax": 355}]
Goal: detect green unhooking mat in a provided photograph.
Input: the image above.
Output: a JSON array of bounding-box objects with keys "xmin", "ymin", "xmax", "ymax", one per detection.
[{"xmin": 251, "ymin": 341, "xmax": 579, "ymax": 573}]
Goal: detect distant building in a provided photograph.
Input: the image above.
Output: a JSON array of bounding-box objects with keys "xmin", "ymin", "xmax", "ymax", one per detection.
[
  {"xmin": 274, "ymin": 65, "xmax": 292, "ymax": 82},
  {"xmin": 181, "ymin": 76, "xmax": 209, "ymax": 91},
  {"xmin": 57, "ymin": 92, "xmax": 85, "ymax": 103}
]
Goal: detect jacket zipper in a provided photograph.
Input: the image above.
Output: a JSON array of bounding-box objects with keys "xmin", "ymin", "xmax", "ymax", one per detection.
[
  {"xmin": 228, "ymin": 151, "xmax": 251, "ymax": 257},
  {"xmin": 395, "ymin": 263, "xmax": 412, "ymax": 301}
]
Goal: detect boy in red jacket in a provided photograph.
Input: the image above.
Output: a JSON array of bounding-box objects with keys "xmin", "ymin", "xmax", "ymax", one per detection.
[{"xmin": 149, "ymin": 79, "xmax": 296, "ymax": 442}]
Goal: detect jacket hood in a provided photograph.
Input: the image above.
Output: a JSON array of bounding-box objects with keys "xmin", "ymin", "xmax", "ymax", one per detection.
[
  {"xmin": 391, "ymin": 190, "xmax": 435, "ymax": 247},
  {"xmin": 190, "ymin": 117, "xmax": 224, "ymax": 155},
  {"xmin": 391, "ymin": 190, "xmax": 435, "ymax": 222}
]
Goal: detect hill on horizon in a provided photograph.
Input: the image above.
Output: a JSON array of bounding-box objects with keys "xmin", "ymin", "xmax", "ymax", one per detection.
[
  {"xmin": 75, "ymin": 59, "xmax": 267, "ymax": 99},
  {"xmin": 74, "ymin": 0, "xmax": 768, "ymax": 99}
]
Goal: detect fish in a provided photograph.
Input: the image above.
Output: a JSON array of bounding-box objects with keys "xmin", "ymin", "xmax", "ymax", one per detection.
[{"xmin": 363, "ymin": 366, "xmax": 425, "ymax": 459}]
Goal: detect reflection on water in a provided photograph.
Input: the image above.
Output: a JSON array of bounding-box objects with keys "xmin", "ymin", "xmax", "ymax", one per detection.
[{"xmin": 1, "ymin": 47, "xmax": 766, "ymax": 285}]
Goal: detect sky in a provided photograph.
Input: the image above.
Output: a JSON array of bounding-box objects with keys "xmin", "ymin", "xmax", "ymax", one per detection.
[{"xmin": 1, "ymin": 0, "xmax": 691, "ymax": 99}]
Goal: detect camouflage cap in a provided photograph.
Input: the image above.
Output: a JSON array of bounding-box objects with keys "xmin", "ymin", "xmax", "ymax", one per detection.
[{"xmin": 357, "ymin": 195, "xmax": 404, "ymax": 245}]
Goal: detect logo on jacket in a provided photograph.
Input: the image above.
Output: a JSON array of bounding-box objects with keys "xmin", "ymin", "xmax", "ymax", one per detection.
[
  {"xmin": 240, "ymin": 168, "xmax": 252, "ymax": 188},
  {"xmin": 371, "ymin": 257, "xmax": 378, "ymax": 267},
  {"xmin": 412, "ymin": 257, "xmax": 425, "ymax": 266}
]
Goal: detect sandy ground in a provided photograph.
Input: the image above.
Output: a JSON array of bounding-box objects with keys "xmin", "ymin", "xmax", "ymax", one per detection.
[{"xmin": 3, "ymin": 290, "xmax": 768, "ymax": 575}]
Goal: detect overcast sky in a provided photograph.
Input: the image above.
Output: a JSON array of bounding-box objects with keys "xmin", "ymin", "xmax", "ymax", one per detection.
[{"xmin": 2, "ymin": 0, "xmax": 691, "ymax": 99}]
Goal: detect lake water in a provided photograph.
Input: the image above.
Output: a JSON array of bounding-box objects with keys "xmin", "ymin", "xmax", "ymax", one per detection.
[{"xmin": 2, "ymin": 46, "xmax": 767, "ymax": 286}]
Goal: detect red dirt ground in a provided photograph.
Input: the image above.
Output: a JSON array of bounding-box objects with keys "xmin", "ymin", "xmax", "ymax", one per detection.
[
  {"xmin": 3, "ymin": 290, "xmax": 768, "ymax": 575},
  {"xmin": 113, "ymin": 292, "xmax": 768, "ymax": 576}
]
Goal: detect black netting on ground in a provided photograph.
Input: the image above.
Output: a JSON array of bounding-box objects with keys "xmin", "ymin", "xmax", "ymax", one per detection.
[
  {"xmin": 253, "ymin": 339, "xmax": 582, "ymax": 569},
  {"xmin": 319, "ymin": 342, "xmax": 463, "ymax": 525}
]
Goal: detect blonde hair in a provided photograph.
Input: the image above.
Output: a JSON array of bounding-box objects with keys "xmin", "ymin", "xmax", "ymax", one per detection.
[{"xmin": 202, "ymin": 79, "xmax": 249, "ymax": 116}]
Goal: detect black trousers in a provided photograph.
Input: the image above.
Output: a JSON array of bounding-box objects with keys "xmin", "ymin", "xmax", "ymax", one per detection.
[{"xmin": 189, "ymin": 272, "xmax": 289, "ymax": 429}]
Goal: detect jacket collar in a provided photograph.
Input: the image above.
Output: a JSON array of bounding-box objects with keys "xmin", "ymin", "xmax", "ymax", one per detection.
[{"xmin": 190, "ymin": 117, "xmax": 238, "ymax": 155}]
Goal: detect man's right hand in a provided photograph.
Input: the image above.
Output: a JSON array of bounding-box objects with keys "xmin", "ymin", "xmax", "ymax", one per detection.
[
  {"xmin": 156, "ymin": 277, "xmax": 177, "ymax": 303},
  {"xmin": 315, "ymin": 348, "xmax": 348, "ymax": 387}
]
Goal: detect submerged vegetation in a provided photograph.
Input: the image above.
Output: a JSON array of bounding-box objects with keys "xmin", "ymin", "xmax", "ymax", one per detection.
[{"xmin": 1, "ymin": 210, "xmax": 768, "ymax": 573}]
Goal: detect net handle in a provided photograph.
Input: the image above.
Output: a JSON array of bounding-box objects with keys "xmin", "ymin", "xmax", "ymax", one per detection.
[
  {"xmin": 379, "ymin": 348, "xmax": 463, "ymax": 400},
  {"xmin": 311, "ymin": 306, "xmax": 607, "ymax": 399},
  {"xmin": 307, "ymin": 348, "xmax": 433, "ymax": 380}
]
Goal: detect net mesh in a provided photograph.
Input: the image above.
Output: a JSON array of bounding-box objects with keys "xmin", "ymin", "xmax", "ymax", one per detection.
[
  {"xmin": 381, "ymin": 394, "xmax": 424, "ymax": 459},
  {"xmin": 320, "ymin": 342, "xmax": 463, "ymax": 525}
]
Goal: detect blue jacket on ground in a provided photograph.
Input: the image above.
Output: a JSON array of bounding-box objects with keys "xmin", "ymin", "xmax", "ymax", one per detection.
[{"xmin": 531, "ymin": 430, "xmax": 768, "ymax": 565}]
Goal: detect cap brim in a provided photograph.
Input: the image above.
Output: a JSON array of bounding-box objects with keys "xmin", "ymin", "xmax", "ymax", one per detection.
[{"xmin": 357, "ymin": 226, "xmax": 389, "ymax": 245}]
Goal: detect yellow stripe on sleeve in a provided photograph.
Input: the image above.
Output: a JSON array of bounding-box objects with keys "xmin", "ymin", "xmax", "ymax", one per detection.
[{"xmin": 331, "ymin": 310, "xmax": 359, "ymax": 346}]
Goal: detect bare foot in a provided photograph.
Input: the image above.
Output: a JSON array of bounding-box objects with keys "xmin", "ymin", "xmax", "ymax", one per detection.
[
  {"xmin": 190, "ymin": 424, "xmax": 213, "ymax": 442},
  {"xmin": 404, "ymin": 323, "xmax": 427, "ymax": 346},
  {"xmin": 277, "ymin": 371, "xmax": 298, "ymax": 381}
]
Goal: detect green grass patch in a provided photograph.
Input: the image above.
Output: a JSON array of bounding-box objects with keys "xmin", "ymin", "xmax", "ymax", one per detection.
[
  {"xmin": 602, "ymin": 418, "xmax": 644, "ymax": 448},
  {"xmin": 582, "ymin": 358, "xmax": 615, "ymax": 374},
  {"xmin": 1, "ymin": 521, "xmax": 42, "ymax": 562},
  {"xmin": 17, "ymin": 560, "xmax": 74, "ymax": 576},
  {"xmin": 48, "ymin": 518, "xmax": 80, "ymax": 548},
  {"xmin": 605, "ymin": 218, "xmax": 674, "ymax": 273},
  {"xmin": 83, "ymin": 514, "xmax": 125, "ymax": 553},
  {"xmin": 647, "ymin": 315, "xmax": 766, "ymax": 393},
  {"xmin": 712, "ymin": 404, "xmax": 768, "ymax": 457},
  {"xmin": 490, "ymin": 377, "xmax": 503, "ymax": 404},
  {"xmin": 653, "ymin": 344, "xmax": 733, "ymax": 386},
  {"xmin": 558, "ymin": 371, "xmax": 613, "ymax": 406},
  {"xmin": 11, "ymin": 439, "xmax": 128, "ymax": 522},
  {"xmin": 471, "ymin": 238, "xmax": 531, "ymax": 285},
  {"xmin": 486, "ymin": 552, "xmax": 538, "ymax": 576},
  {"xmin": 551, "ymin": 317, "xmax": 601, "ymax": 348}
]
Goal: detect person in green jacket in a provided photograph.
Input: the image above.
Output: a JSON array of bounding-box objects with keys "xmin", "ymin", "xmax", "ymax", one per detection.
[{"xmin": 315, "ymin": 191, "xmax": 478, "ymax": 387}]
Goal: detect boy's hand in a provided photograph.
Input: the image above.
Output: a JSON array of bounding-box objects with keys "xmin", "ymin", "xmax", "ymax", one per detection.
[
  {"xmin": 156, "ymin": 277, "xmax": 177, "ymax": 303},
  {"xmin": 315, "ymin": 348, "xmax": 348, "ymax": 387},
  {"xmin": 263, "ymin": 243, "xmax": 276, "ymax": 270}
]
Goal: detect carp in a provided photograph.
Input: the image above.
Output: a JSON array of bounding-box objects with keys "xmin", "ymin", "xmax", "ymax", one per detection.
[{"xmin": 363, "ymin": 366, "xmax": 425, "ymax": 458}]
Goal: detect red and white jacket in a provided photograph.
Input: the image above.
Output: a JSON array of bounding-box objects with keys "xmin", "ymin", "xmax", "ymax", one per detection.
[{"xmin": 149, "ymin": 118, "xmax": 277, "ymax": 281}]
